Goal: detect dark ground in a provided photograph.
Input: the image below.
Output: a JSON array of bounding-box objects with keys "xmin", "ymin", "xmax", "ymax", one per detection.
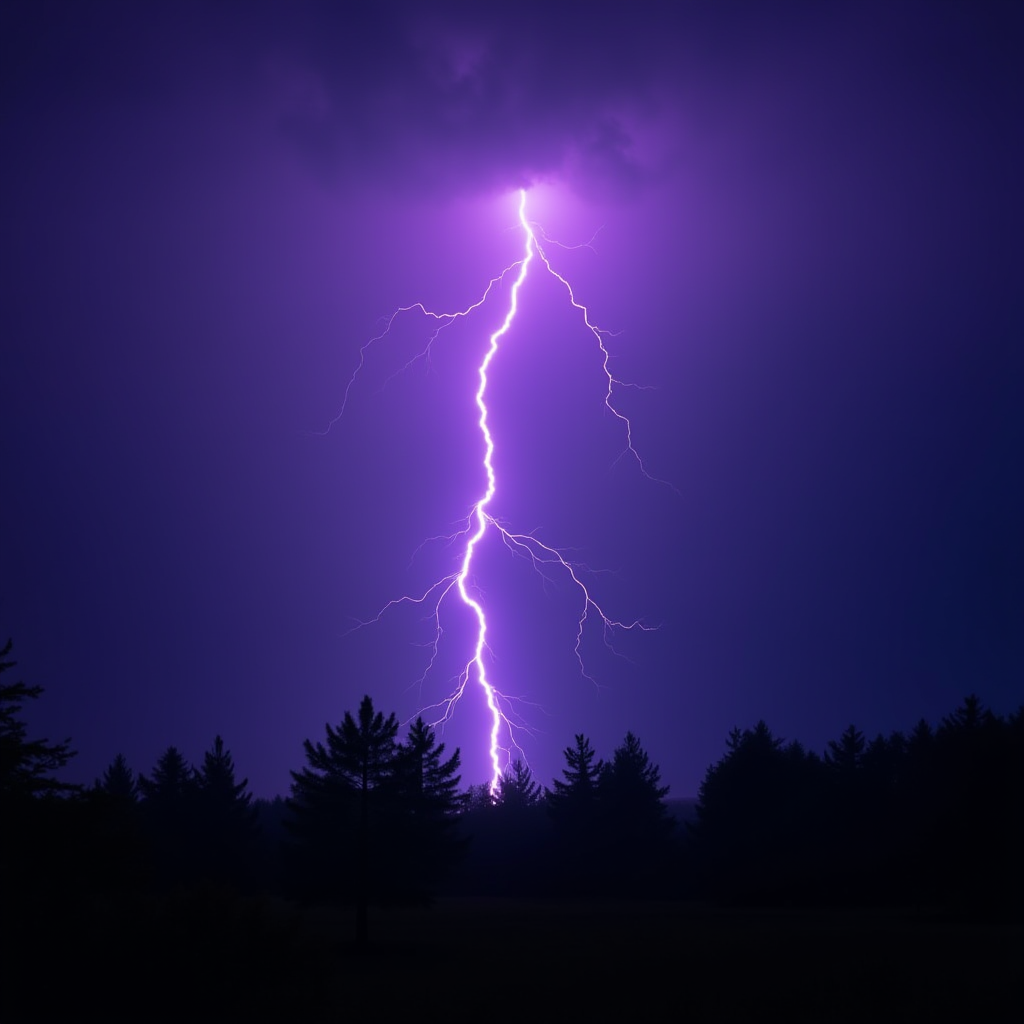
[{"xmin": 5, "ymin": 890, "xmax": 1021, "ymax": 1022}]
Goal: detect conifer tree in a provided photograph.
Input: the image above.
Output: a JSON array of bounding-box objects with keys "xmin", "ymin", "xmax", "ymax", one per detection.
[
  {"xmin": 138, "ymin": 746, "xmax": 195, "ymax": 804},
  {"xmin": 0, "ymin": 638, "xmax": 77, "ymax": 799},
  {"xmin": 393, "ymin": 717, "xmax": 465, "ymax": 898},
  {"xmin": 599, "ymin": 731, "xmax": 671, "ymax": 846},
  {"xmin": 88, "ymin": 753, "xmax": 148, "ymax": 892},
  {"xmin": 288, "ymin": 695, "xmax": 400, "ymax": 947},
  {"xmin": 693, "ymin": 722, "xmax": 824, "ymax": 900},
  {"xmin": 463, "ymin": 782, "xmax": 496, "ymax": 811},
  {"xmin": 547, "ymin": 734, "xmax": 604, "ymax": 894},
  {"xmin": 600, "ymin": 731, "xmax": 670, "ymax": 814},
  {"xmin": 97, "ymin": 753, "xmax": 138, "ymax": 802},
  {"xmin": 495, "ymin": 759, "xmax": 542, "ymax": 810},
  {"xmin": 825, "ymin": 724, "xmax": 866, "ymax": 774},
  {"xmin": 695, "ymin": 721, "xmax": 784, "ymax": 836},
  {"xmin": 598, "ymin": 732, "xmax": 672, "ymax": 892},
  {"xmin": 195, "ymin": 735, "xmax": 258, "ymax": 885},
  {"xmin": 547, "ymin": 734, "xmax": 602, "ymax": 821},
  {"xmin": 197, "ymin": 736, "xmax": 255, "ymax": 818},
  {"xmin": 138, "ymin": 746, "xmax": 198, "ymax": 887},
  {"xmin": 940, "ymin": 693, "xmax": 991, "ymax": 734},
  {"xmin": 396, "ymin": 717, "xmax": 462, "ymax": 815}
]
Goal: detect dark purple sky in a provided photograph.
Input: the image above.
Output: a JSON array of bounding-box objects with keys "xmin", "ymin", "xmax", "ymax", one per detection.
[{"xmin": 2, "ymin": 1, "xmax": 1022, "ymax": 797}]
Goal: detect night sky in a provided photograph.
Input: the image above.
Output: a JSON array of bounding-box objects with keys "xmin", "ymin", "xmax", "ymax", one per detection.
[{"xmin": 2, "ymin": 1, "xmax": 1022, "ymax": 798}]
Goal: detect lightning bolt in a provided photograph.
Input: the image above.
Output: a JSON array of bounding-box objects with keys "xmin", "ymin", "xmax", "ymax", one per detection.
[{"xmin": 339, "ymin": 189, "xmax": 662, "ymax": 793}]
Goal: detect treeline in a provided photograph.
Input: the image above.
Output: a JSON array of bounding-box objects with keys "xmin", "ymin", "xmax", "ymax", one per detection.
[
  {"xmin": 2, "ymin": 638, "xmax": 1022, "ymax": 924},
  {"xmin": 688, "ymin": 699, "xmax": 1023, "ymax": 912}
]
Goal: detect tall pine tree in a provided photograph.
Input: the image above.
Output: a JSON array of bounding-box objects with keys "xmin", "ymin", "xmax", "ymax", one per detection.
[
  {"xmin": 288, "ymin": 696, "xmax": 400, "ymax": 947},
  {"xmin": 138, "ymin": 746, "xmax": 198, "ymax": 887},
  {"xmin": 0, "ymin": 638, "xmax": 77, "ymax": 799},
  {"xmin": 97, "ymin": 753, "xmax": 138, "ymax": 803},
  {"xmin": 195, "ymin": 736, "xmax": 258, "ymax": 887},
  {"xmin": 599, "ymin": 732, "xmax": 672, "ymax": 892},
  {"xmin": 547, "ymin": 734, "xmax": 604, "ymax": 894},
  {"xmin": 495, "ymin": 760, "xmax": 542, "ymax": 810},
  {"xmin": 547, "ymin": 734, "xmax": 603, "ymax": 823},
  {"xmin": 393, "ymin": 717, "xmax": 465, "ymax": 900}
]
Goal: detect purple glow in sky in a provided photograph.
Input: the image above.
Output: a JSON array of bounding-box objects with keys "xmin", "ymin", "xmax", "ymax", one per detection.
[
  {"xmin": 344, "ymin": 188, "xmax": 660, "ymax": 791},
  {"xmin": 1, "ymin": 2, "xmax": 1022, "ymax": 796}
]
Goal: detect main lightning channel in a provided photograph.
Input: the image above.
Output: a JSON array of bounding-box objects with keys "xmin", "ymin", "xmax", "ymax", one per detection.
[
  {"xmin": 342, "ymin": 188, "xmax": 658, "ymax": 794},
  {"xmin": 456, "ymin": 189, "xmax": 535, "ymax": 788}
]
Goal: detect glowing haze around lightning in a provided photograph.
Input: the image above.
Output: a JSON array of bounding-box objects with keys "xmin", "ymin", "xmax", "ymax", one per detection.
[{"xmin": 340, "ymin": 188, "xmax": 659, "ymax": 793}]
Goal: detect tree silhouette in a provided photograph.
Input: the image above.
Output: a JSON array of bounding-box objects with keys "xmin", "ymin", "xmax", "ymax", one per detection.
[
  {"xmin": 598, "ymin": 733, "xmax": 671, "ymax": 851},
  {"xmin": 547, "ymin": 734, "xmax": 604, "ymax": 895},
  {"xmin": 458, "ymin": 759, "xmax": 548, "ymax": 896},
  {"xmin": 197, "ymin": 736, "xmax": 255, "ymax": 815},
  {"xmin": 932, "ymin": 694, "xmax": 1019, "ymax": 910},
  {"xmin": 288, "ymin": 695, "xmax": 400, "ymax": 947},
  {"xmin": 821, "ymin": 723, "xmax": 876, "ymax": 895},
  {"xmin": 396, "ymin": 717, "xmax": 462, "ymax": 811},
  {"xmin": 824, "ymin": 724, "xmax": 865, "ymax": 775},
  {"xmin": 138, "ymin": 746, "xmax": 198, "ymax": 887},
  {"xmin": 392, "ymin": 717, "xmax": 465, "ymax": 899},
  {"xmin": 0, "ymin": 639, "xmax": 82, "ymax": 908},
  {"xmin": 547, "ymin": 734, "xmax": 603, "ymax": 821},
  {"xmin": 463, "ymin": 782, "xmax": 495, "ymax": 811},
  {"xmin": 86, "ymin": 753, "xmax": 148, "ymax": 892},
  {"xmin": 940, "ymin": 693, "xmax": 992, "ymax": 734},
  {"xmin": 195, "ymin": 736, "xmax": 258, "ymax": 887},
  {"xmin": 600, "ymin": 732, "xmax": 670, "ymax": 818},
  {"xmin": 97, "ymin": 753, "xmax": 138, "ymax": 803},
  {"xmin": 139, "ymin": 746, "xmax": 196, "ymax": 803},
  {"xmin": 599, "ymin": 732, "xmax": 673, "ymax": 891},
  {"xmin": 495, "ymin": 759, "xmax": 542, "ymax": 810},
  {"xmin": 693, "ymin": 721, "xmax": 825, "ymax": 901},
  {"xmin": 0, "ymin": 638, "xmax": 77, "ymax": 799}
]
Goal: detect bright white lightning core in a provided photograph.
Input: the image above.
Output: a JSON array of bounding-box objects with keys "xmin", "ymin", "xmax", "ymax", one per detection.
[{"xmin": 340, "ymin": 189, "xmax": 660, "ymax": 792}]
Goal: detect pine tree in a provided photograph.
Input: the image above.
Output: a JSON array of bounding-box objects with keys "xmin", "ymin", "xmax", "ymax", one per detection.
[
  {"xmin": 0, "ymin": 638, "xmax": 77, "ymax": 799},
  {"xmin": 601, "ymin": 731, "xmax": 670, "ymax": 810},
  {"xmin": 197, "ymin": 736, "xmax": 254, "ymax": 817},
  {"xmin": 940, "ymin": 693, "xmax": 992, "ymax": 734},
  {"xmin": 693, "ymin": 722, "xmax": 824, "ymax": 900},
  {"xmin": 495, "ymin": 759, "xmax": 542, "ymax": 810},
  {"xmin": 88, "ymin": 753, "xmax": 148, "ymax": 892},
  {"xmin": 695, "ymin": 721, "xmax": 786, "ymax": 835},
  {"xmin": 547, "ymin": 734, "xmax": 605, "ymax": 895},
  {"xmin": 825, "ymin": 724, "xmax": 866, "ymax": 774},
  {"xmin": 288, "ymin": 695, "xmax": 400, "ymax": 947},
  {"xmin": 138, "ymin": 746, "xmax": 198, "ymax": 887},
  {"xmin": 547, "ymin": 734, "xmax": 602, "ymax": 820},
  {"xmin": 933, "ymin": 695, "xmax": 1014, "ymax": 908},
  {"xmin": 138, "ymin": 746, "xmax": 195, "ymax": 804},
  {"xmin": 598, "ymin": 732, "xmax": 672, "ymax": 892},
  {"xmin": 195, "ymin": 736, "xmax": 258, "ymax": 886},
  {"xmin": 474, "ymin": 760, "xmax": 547, "ymax": 895},
  {"xmin": 97, "ymin": 753, "xmax": 138, "ymax": 802},
  {"xmin": 599, "ymin": 731, "xmax": 671, "ymax": 844},
  {"xmin": 393, "ymin": 718, "xmax": 465, "ymax": 899},
  {"xmin": 907, "ymin": 717, "xmax": 935, "ymax": 759},
  {"xmin": 463, "ymin": 782, "xmax": 495, "ymax": 812},
  {"xmin": 822, "ymin": 724, "xmax": 873, "ymax": 887},
  {"xmin": 396, "ymin": 717, "xmax": 462, "ymax": 814}
]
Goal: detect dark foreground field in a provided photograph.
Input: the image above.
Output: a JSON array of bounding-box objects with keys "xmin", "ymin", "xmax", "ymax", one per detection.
[{"xmin": 5, "ymin": 892, "xmax": 1022, "ymax": 1023}]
